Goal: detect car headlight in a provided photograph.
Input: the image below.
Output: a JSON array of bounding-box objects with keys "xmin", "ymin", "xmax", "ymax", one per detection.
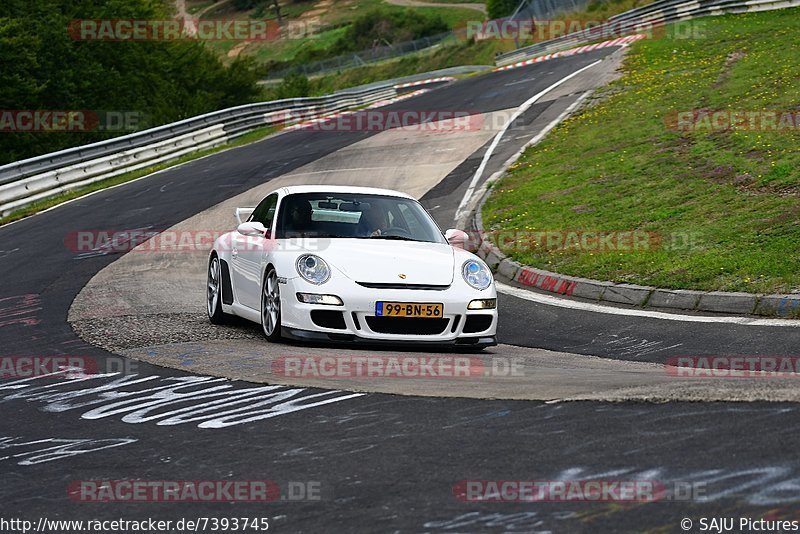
[
  {"xmin": 462, "ymin": 259, "xmax": 492, "ymax": 290},
  {"xmin": 296, "ymin": 254, "xmax": 330, "ymax": 284}
]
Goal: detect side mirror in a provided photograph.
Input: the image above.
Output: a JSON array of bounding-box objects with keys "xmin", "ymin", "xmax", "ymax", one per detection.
[
  {"xmin": 237, "ymin": 221, "xmax": 267, "ymax": 237},
  {"xmin": 235, "ymin": 207, "xmax": 255, "ymax": 225},
  {"xmin": 444, "ymin": 228, "xmax": 470, "ymax": 249}
]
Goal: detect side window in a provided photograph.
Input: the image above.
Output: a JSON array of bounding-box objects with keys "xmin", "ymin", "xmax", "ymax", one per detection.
[{"xmin": 250, "ymin": 194, "xmax": 279, "ymax": 234}]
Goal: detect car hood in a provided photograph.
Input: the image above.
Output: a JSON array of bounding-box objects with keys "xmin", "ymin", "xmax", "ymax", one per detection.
[{"xmin": 306, "ymin": 239, "xmax": 455, "ymax": 286}]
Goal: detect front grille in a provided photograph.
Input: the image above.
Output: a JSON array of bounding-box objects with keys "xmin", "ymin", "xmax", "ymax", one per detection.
[
  {"xmin": 365, "ymin": 316, "xmax": 449, "ymax": 335},
  {"xmin": 463, "ymin": 315, "xmax": 493, "ymax": 333},
  {"xmin": 310, "ymin": 310, "xmax": 347, "ymax": 330},
  {"xmin": 356, "ymin": 282, "xmax": 450, "ymax": 291}
]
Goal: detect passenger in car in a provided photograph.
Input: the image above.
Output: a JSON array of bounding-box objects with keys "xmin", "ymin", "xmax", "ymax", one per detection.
[{"xmin": 287, "ymin": 200, "xmax": 313, "ymax": 235}]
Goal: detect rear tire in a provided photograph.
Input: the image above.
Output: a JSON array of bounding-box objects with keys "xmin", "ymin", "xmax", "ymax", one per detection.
[{"xmin": 261, "ymin": 268, "xmax": 282, "ymax": 342}]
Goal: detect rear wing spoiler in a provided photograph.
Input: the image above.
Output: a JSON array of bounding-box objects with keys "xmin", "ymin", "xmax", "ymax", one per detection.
[{"xmin": 235, "ymin": 207, "xmax": 255, "ymax": 225}]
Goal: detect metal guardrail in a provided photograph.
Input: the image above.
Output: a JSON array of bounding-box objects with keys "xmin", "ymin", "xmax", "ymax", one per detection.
[
  {"xmin": 495, "ymin": 0, "xmax": 800, "ymax": 65},
  {"xmin": 259, "ymin": 65, "xmax": 493, "ymax": 89},
  {"xmin": 0, "ymin": 84, "xmax": 400, "ymax": 217}
]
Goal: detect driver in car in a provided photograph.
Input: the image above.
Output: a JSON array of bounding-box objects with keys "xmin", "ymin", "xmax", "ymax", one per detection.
[{"xmin": 359, "ymin": 206, "xmax": 388, "ymax": 237}]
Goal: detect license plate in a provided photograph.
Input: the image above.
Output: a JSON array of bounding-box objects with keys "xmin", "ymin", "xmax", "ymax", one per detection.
[{"xmin": 376, "ymin": 301, "xmax": 444, "ymax": 318}]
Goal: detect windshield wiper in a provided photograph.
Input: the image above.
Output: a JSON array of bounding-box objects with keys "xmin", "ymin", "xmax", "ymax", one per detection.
[
  {"xmin": 362, "ymin": 235, "xmax": 423, "ymax": 242},
  {"xmin": 284, "ymin": 233, "xmax": 344, "ymax": 238}
]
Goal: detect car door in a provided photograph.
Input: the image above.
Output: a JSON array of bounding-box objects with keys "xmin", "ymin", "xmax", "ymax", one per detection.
[{"xmin": 231, "ymin": 193, "xmax": 278, "ymax": 310}]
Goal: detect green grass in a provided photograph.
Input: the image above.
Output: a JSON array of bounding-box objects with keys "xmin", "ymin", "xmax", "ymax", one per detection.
[
  {"xmin": 198, "ymin": 0, "xmax": 321, "ymax": 20},
  {"xmin": 264, "ymin": 37, "xmax": 500, "ymax": 96},
  {"xmin": 201, "ymin": 0, "xmax": 484, "ymax": 67},
  {"xmin": 0, "ymin": 125, "xmax": 278, "ymax": 227},
  {"xmin": 482, "ymin": 7, "xmax": 800, "ymax": 294},
  {"xmin": 416, "ymin": 0, "xmax": 486, "ymax": 4},
  {"xmin": 382, "ymin": 4, "xmax": 480, "ymax": 28},
  {"xmin": 228, "ymin": 25, "xmax": 349, "ymax": 65},
  {"xmin": 577, "ymin": 0, "xmax": 654, "ymax": 21},
  {"xmin": 320, "ymin": 0, "xmax": 481, "ymax": 28},
  {"xmin": 187, "ymin": 0, "xmax": 215, "ymax": 15}
]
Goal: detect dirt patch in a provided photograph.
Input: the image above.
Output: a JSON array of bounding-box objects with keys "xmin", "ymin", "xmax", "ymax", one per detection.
[
  {"xmin": 713, "ymin": 50, "xmax": 746, "ymax": 89},
  {"xmin": 301, "ymin": 8, "xmax": 327, "ymax": 19},
  {"xmin": 538, "ymin": 185, "xmax": 583, "ymax": 200},
  {"xmin": 571, "ymin": 204, "xmax": 595, "ymax": 214},
  {"xmin": 383, "ymin": 0, "xmax": 487, "ymax": 13},
  {"xmin": 695, "ymin": 160, "xmax": 800, "ymax": 197},
  {"xmin": 227, "ymin": 41, "xmax": 250, "ymax": 58},
  {"xmin": 749, "ymin": 184, "xmax": 800, "ymax": 198},
  {"xmin": 701, "ymin": 163, "xmax": 737, "ymax": 184}
]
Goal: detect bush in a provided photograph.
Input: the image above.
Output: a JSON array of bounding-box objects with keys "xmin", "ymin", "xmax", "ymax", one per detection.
[
  {"xmin": 233, "ymin": 0, "xmax": 263, "ymax": 9},
  {"xmin": 332, "ymin": 9, "xmax": 449, "ymax": 54},
  {"xmin": 487, "ymin": 0, "xmax": 519, "ymax": 19},
  {"xmin": 273, "ymin": 72, "xmax": 311, "ymax": 99}
]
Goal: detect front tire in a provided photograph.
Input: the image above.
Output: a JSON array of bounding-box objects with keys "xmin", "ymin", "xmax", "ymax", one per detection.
[
  {"xmin": 261, "ymin": 267, "xmax": 282, "ymax": 342},
  {"xmin": 207, "ymin": 254, "xmax": 228, "ymax": 324}
]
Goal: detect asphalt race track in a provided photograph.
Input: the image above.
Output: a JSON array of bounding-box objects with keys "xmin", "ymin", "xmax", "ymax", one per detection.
[{"xmin": 2, "ymin": 46, "xmax": 800, "ymax": 533}]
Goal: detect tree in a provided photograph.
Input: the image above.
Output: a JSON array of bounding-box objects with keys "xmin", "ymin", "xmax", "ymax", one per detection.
[{"xmin": 0, "ymin": 0, "xmax": 262, "ymax": 164}]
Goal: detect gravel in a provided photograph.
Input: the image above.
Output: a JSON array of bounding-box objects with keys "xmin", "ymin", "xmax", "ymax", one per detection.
[{"xmin": 70, "ymin": 312, "xmax": 262, "ymax": 353}]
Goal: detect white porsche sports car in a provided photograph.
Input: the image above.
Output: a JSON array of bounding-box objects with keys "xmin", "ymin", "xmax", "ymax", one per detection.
[{"xmin": 206, "ymin": 185, "xmax": 497, "ymax": 348}]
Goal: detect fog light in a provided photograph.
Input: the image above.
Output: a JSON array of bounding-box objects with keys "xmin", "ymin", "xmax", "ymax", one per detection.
[
  {"xmin": 468, "ymin": 298, "xmax": 496, "ymax": 310},
  {"xmin": 297, "ymin": 293, "xmax": 343, "ymax": 306}
]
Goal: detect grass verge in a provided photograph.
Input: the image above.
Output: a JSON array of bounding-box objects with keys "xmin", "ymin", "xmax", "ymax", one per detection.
[
  {"xmin": 0, "ymin": 125, "xmax": 278, "ymax": 227},
  {"xmin": 307, "ymin": 38, "xmax": 501, "ymax": 93},
  {"xmin": 482, "ymin": 8, "xmax": 800, "ymax": 294}
]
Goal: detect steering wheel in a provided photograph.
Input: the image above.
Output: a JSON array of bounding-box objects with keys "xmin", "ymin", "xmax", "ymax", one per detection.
[{"xmin": 381, "ymin": 226, "xmax": 413, "ymax": 238}]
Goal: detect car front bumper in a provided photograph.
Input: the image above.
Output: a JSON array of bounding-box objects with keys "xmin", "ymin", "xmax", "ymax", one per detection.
[
  {"xmin": 281, "ymin": 327, "xmax": 496, "ymax": 348},
  {"xmin": 280, "ymin": 276, "xmax": 498, "ymax": 347}
]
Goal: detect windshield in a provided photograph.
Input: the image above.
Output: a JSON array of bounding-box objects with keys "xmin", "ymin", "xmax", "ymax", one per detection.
[{"xmin": 275, "ymin": 193, "xmax": 445, "ymax": 243}]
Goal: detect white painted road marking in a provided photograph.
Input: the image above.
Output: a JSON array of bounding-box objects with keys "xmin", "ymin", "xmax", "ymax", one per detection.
[
  {"xmin": 0, "ymin": 436, "xmax": 137, "ymax": 465},
  {"xmin": 454, "ymin": 59, "xmax": 603, "ymax": 222},
  {"xmin": 454, "ymin": 89, "xmax": 594, "ymax": 228},
  {"xmin": 504, "ymin": 76, "xmax": 537, "ymax": 86},
  {"xmin": 497, "ymin": 282, "xmax": 800, "ymax": 327},
  {"xmin": 0, "ymin": 370, "xmax": 366, "ymax": 428}
]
